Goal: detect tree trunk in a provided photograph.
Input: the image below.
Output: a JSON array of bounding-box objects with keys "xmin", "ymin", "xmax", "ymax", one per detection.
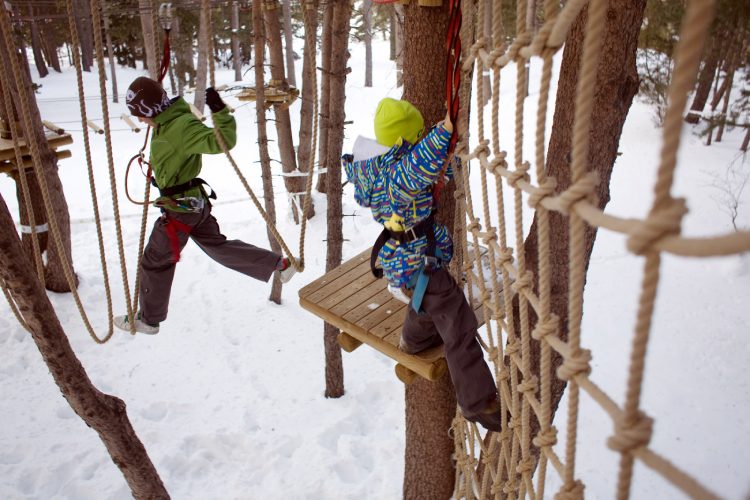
[
  {"xmin": 741, "ymin": 124, "xmax": 750, "ymax": 152},
  {"xmin": 0, "ymin": 30, "xmax": 76, "ymax": 293},
  {"xmin": 103, "ymin": 8, "xmax": 119, "ymax": 103},
  {"xmin": 232, "ymin": 1, "xmax": 242, "ymax": 81},
  {"xmin": 389, "ymin": 6, "xmax": 397, "ymax": 61},
  {"xmin": 395, "ymin": 4, "xmax": 404, "ymax": 88},
  {"xmin": 282, "ymin": 0, "xmax": 296, "ymax": 87},
  {"xmin": 686, "ymin": 35, "xmax": 721, "ymax": 124},
  {"xmin": 715, "ymin": 66, "xmax": 734, "ymax": 143},
  {"xmin": 363, "ymin": 0, "xmax": 373, "ymax": 87},
  {"xmin": 315, "ymin": 2, "xmax": 333, "ymax": 194},
  {"xmin": 296, "ymin": 0, "xmax": 317, "ymax": 219},
  {"xmin": 194, "ymin": 4, "xmax": 209, "ymax": 113},
  {"xmin": 27, "ymin": 2, "xmax": 48, "ymax": 78},
  {"xmin": 0, "ymin": 193, "xmax": 169, "ymax": 500},
  {"xmin": 253, "ymin": 0, "xmax": 283, "ymax": 304},
  {"xmin": 322, "ymin": 0, "xmax": 350, "ymax": 400},
  {"xmin": 75, "ymin": 0, "xmax": 93, "ymax": 72},
  {"xmin": 264, "ymin": 0, "xmax": 305, "ymax": 223},
  {"xmin": 522, "ymin": 0, "xmax": 646, "ymax": 448},
  {"xmin": 401, "ymin": 2, "xmax": 455, "ymax": 498},
  {"xmin": 39, "ymin": 22, "xmax": 62, "ymax": 73},
  {"xmin": 139, "ymin": 0, "xmax": 158, "ymax": 79}
]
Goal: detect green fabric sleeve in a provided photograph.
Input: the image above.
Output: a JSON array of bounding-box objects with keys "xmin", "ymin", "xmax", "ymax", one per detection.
[{"xmin": 181, "ymin": 108, "xmax": 237, "ymax": 155}]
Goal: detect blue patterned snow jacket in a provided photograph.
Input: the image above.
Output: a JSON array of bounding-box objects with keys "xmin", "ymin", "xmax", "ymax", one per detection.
[{"xmin": 342, "ymin": 124, "xmax": 454, "ymax": 288}]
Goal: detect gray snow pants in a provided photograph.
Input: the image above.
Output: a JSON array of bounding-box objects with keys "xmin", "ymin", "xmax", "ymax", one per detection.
[
  {"xmin": 139, "ymin": 203, "xmax": 280, "ymax": 325},
  {"xmin": 401, "ymin": 268, "xmax": 498, "ymax": 415}
]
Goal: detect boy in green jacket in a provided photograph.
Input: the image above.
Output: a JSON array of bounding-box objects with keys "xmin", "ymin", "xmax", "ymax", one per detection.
[{"xmin": 115, "ymin": 77, "xmax": 294, "ymax": 335}]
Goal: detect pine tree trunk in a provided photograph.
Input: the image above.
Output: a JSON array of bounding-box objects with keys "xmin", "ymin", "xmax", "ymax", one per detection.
[
  {"xmin": 521, "ymin": 0, "xmax": 646, "ymax": 447},
  {"xmin": 363, "ymin": 0, "xmax": 373, "ymax": 87},
  {"xmin": 253, "ymin": 0, "xmax": 283, "ymax": 304},
  {"xmin": 0, "ymin": 193, "xmax": 169, "ymax": 500},
  {"xmin": 715, "ymin": 67, "xmax": 734, "ymax": 143},
  {"xmin": 76, "ymin": 0, "xmax": 93, "ymax": 72},
  {"xmin": 232, "ymin": 1, "xmax": 242, "ymax": 81},
  {"xmin": 296, "ymin": 0, "xmax": 317, "ymax": 219},
  {"xmin": 103, "ymin": 8, "xmax": 119, "ymax": 103},
  {"xmin": 315, "ymin": 2, "xmax": 333, "ymax": 194},
  {"xmin": 139, "ymin": 0, "xmax": 158, "ymax": 79},
  {"xmin": 39, "ymin": 22, "xmax": 62, "ymax": 73},
  {"xmin": 389, "ymin": 7, "xmax": 396, "ymax": 61},
  {"xmin": 395, "ymin": 4, "xmax": 404, "ymax": 88},
  {"xmin": 194, "ymin": 5, "xmax": 209, "ymax": 113},
  {"xmin": 264, "ymin": 0, "xmax": 305, "ymax": 223},
  {"xmin": 401, "ymin": 3, "xmax": 455, "ymax": 498},
  {"xmin": 741, "ymin": 125, "xmax": 750, "ymax": 152},
  {"xmin": 282, "ymin": 0, "xmax": 296, "ymax": 87},
  {"xmin": 322, "ymin": 0, "xmax": 350, "ymax": 400},
  {"xmin": 27, "ymin": 2, "xmax": 48, "ymax": 78},
  {"xmin": 686, "ymin": 35, "xmax": 721, "ymax": 124},
  {"xmin": 0, "ymin": 34, "xmax": 76, "ymax": 293}
]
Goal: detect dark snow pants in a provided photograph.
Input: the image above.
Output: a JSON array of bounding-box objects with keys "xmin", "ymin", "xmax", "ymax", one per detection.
[
  {"xmin": 401, "ymin": 268, "xmax": 497, "ymax": 415},
  {"xmin": 139, "ymin": 203, "xmax": 280, "ymax": 325}
]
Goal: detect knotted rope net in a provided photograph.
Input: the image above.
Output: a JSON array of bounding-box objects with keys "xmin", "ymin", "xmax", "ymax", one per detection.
[{"xmin": 449, "ymin": 0, "xmax": 748, "ymax": 499}]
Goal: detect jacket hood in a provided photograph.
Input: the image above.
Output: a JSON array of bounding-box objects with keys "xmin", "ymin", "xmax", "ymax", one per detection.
[
  {"xmin": 154, "ymin": 97, "xmax": 190, "ymax": 125},
  {"xmin": 343, "ymin": 141, "xmax": 410, "ymax": 208}
]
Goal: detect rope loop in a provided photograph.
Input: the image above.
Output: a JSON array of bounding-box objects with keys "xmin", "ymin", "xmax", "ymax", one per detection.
[
  {"xmin": 487, "ymin": 154, "xmax": 508, "ymax": 176},
  {"xmin": 508, "ymin": 162, "xmax": 531, "ymax": 188},
  {"xmin": 533, "ymin": 426, "xmax": 558, "ymax": 448},
  {"xmin": 497, "ymin": 247, "xmax": 514, "ymax": 266},
  {"xmin": 488, "ymin": 346, "xmax": 501, "ymax": 363},
  {"xmin": 502, "ymin": 479, "xmax": 520, "ymax": 495},
  {"xmin": 556, "ymin": 347, "xmax": 592, "ymax": 381},
  {"xmin": 481, "ymin": 227, "xmax": 498, "ymax": 244},
  {"xmin": 626, "ymin": 197, "xmax": 688, "ymax": 255},
  {"xmin": 556, "ymin": 171, "xmax": 599, "ymax": 215},
  {"xmin": 506, "ymin": 338, "xmax": 521, "ymax": 357},
  {"xmin": 466, "ymin": 218, "xmax": 482, "ymax": 233},
  {"xmin": 497, "ymin": 367, "xmax": 511, "ymax": 382},
  {"xmin": 516, "ymin": 457, "xmax": 535, "ymax": 475},
  {"xmin": 506, "ymin": 32, "xmax": 533, "ymax": 62},
  {"xmin": 532, "ymin": 314, "xmax": 559, "ymax": 341},
  {"xmin": 554, "ymin": 480, "xmax": 585, "ymax": 500},
  {"xmin": 517, "ymin": 375, "xmax": 538, "ymax": 395},
  {"xmin": 525, "ymin": 16, "xmax": 557, "ymax": 57},
  {"xmin": 528, "ymin": 177, "xmax": 558, "ymax": 208},
  {"xmin": 470, "ymin": 139, "xmax": 491, "ymax": 160},
  {"xmin": 607, "ymin": 411, "xmax": 654, "ymax": 453}
]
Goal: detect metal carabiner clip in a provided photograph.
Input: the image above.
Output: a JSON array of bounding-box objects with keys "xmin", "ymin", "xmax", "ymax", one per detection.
[{"xmin": 158, "ymin": 3, "xmax": 173, "ymax": 31}]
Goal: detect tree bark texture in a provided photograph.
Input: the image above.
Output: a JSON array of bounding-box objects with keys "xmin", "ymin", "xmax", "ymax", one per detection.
[
  {"xmin": 27, "ymin": 2, "xmax": 48, "ymax": 78},
  {"xmin": 0, "ymin": 193, "xmax": 169, "ymax": 500},
  {"xmin": 522, "ymin": 0, "xmax": 646, "ymax": 442},
  {"xmin": 138, "ymin": 0, "xmax": 158, "ymax": 79},
  {"xmin": 401, "ymin": 3, "xmax": 456, "ymax": 499},
  {"xmin": 363, "ymin": 0, "xmax": 373, "ymax": 87},
  {"xmin": 394, "ymin": 4, "xmax": 404, "ymax": 88},
  {"xmin": 39, "ymin": 22, "xmax": 62, "ymax": 73},
  {"xmin": 103, "ymin": 9, "xmax": 119, "ymax": 103},
  {"xmin": 686, "ymin": 35, "xmax": 721, "ymax": 124},
  {"xmin": 282, "ymin": 0, "xmax": 296, "ymax": 87},
  {"xmin": 75, "ymin": 0, "xmax": 93, "ymax": 71},
  {"xmin": 0, "ymin": 33, "xmax": 76, "ymax": 293},
  {"xmin": 315, "ymin": 2, "xmax": 333, "ymax": 194},
  {"xmin": 194, "ymin": 5, "xmax": 209, "ymax": 113},
  {"xmin": 322, "ymin": 0, "xmax": 350, "ymax": 399},
  {"xmin": 263, "ymin": 0, "xmax": 305, "ymax": 223},
  {"xmin": 296, "ymin": 0, "xmax": 317, "ymax": 219},
  {"xmin": 253, "ymin": 0, "xmax": 283, "ymax": 305},
  {"xmin": 231, "ymin": 1, "xmax": 242, "ymax": 81}
]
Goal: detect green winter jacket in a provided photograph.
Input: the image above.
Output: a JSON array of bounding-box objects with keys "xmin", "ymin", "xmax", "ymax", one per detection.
[{"xmin": 149, "ymin": 97, "xmax": 237, "ymax": 210}]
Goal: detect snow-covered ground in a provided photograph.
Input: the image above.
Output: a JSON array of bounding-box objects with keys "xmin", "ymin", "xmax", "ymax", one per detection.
[{"xmin": 1, "ymin": 35, "xmax": 748, "ymax": 500}]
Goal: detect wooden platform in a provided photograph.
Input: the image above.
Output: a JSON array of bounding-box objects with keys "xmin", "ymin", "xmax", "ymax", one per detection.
[
  {"xmin": 0, "ymin": 131, "xmax": 73, "ymax": 175},
  {"xmin": 298, "ymin": 248, "xmax": 483, "ymax": 384}
]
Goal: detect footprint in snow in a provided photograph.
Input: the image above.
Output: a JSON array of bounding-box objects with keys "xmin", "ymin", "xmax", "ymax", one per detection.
[{"xmin": 139, "ymin": 401, "xmax": 169, "ymax": 421}]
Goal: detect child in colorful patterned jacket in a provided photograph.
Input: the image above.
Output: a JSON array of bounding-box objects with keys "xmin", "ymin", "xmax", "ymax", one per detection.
[{"xmin": 342, "ymin": 98, "xmax": 501, "ymax": 431}]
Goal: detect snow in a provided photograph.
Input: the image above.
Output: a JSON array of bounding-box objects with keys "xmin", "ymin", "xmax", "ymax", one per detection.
[{"xmin": 1, "ymin": 36, "xmax": 749, "ymax": 500}]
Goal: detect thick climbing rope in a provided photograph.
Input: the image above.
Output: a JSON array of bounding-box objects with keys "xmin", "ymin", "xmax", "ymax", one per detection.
[
  {"xmin": 450, "ymin": 0, "xmax": 746, "ymax": 498},
  {"xmin": 200, "ymin": 0, "xmax": 317, "ymax": 273}
]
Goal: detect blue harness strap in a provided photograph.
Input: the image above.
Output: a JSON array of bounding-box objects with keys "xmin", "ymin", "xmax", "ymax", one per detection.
[{"xmin": 410, "ymin": 249, "xmax": 444, "ymax": 313}]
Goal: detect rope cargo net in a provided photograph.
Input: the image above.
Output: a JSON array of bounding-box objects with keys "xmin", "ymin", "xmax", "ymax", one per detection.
[{"xmin": 449, "ymin": 0, "xmax": 748, "ymax": 499}]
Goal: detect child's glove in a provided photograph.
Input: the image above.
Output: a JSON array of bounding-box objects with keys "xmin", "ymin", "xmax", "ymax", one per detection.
[
  {"xmin": 205, "ymin": 87, "xmax": 226, "ymax": 113},
  {"xmin": 384, "ymin": 213, "xmax": 406, "ymax": 232}
]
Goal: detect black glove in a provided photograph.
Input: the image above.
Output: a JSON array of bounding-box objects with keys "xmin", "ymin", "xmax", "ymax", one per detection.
[{"xmin": 205, "ymin": 87, "xmax": 226, "ymax": 113}]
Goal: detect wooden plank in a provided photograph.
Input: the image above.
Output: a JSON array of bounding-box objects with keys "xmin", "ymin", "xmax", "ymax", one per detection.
[
  {"xmin": 302, "ymin": 261, "xmax": 372, "ymax": 304},
  {"xmin": 349, "ymin": 295, "xmax": 406, "ymax": 332},
  {"xmin": 0, "ymin": 133, "xmax": 73, "ymax": 162},
  {"xmin": 340, "ymin": 287, "xmax": 396, "ymax": 324},
  {"xmin": 318, "ymin": 270, "xmax": 381, "ymax": 311},
  {"xmin": 298, "ymin": 249, "xmax": 370, "ymax": 296}
]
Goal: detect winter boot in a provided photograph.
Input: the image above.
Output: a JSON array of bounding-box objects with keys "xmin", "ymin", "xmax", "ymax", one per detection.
[{"xmin": 463, "ymin": 398, "xmax": 502, "ymax": 432}]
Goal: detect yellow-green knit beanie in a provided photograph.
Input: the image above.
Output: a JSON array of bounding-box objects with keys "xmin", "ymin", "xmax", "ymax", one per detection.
[{"xmin": 373, "ymin": 98, "xmax": 424, "ymax": 147}]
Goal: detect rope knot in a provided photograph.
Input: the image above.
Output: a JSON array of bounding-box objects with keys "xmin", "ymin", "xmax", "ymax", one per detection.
[
  {"xmin": 525, "ymin": 17, "xmax": 556, "ymax": 56},
  {"xmin": 532, "ymin": 314, "xmax": 559, "ymax": 341},
  {"xmin": 517, "ymin": 375, "xmax": 538, "ymax": 395},
  {"xmin": 507, "ymin": 32, "xmax": 533, "ymax": 61},
  {"xmin": 502, "ymin": 480, "xmax": 520, "ymax": 495},
  {"xmin": 607, "ymin": 412, "xmax": 654, "ymax": 453},
  {"xmin": 555, "ymin": 480, "xmax": 585, "ymax": 500},
  {"xmin": 472, "ymin": 139, "xmax": 491, "ymax": 160},
  {"xmin": 556, "ymin": 171, "xmax": 599, "ymax": 215},
  {"xmin": 466, "ymin": 218, "xmax": 482, "ymax": 233},
  {"xmin": 487, "ymin": 153, "xmax": 508, "ymax": 175},
  {"xmin": 511, "ymin": 270, "xmax": 533, "ymax": 294},
  {"xmin": 528, "ymin": 177, "xmax": 558, "ymax": 208},
  {"xmin": 626, "ymin": 197, "xmax": 688, "ymax": 255},
  {"xmin": 508, "ymin": 162, "xmax": 531, "ymax": 188},
  {"xmin": 516, "ymin": 457, "xmax": 535, "ymax": 475},
  {"xmin": 556, "ymin": 348, "xmax": 592, "ymax": 381},
  {"xmin": 497, "ymin": 367, "xmax": 510, "ymax": 382},
  {"xmin": 505, "ymin": 339, "xmax": 521, "ymax": 357},
  {"xmin": 488, "ymin": 346, "xmax": 501, "ymax": 362},
  {"xmin": 533, "ymin": 426, "xmax": 558, "ymax": 448},
  {"xmin": 488, "ymin": 45, "xmax": 505, "ymax": 62},
  {"xmin": 497, "ymin": 248, "xmax": 514, "ymax": 266}
]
